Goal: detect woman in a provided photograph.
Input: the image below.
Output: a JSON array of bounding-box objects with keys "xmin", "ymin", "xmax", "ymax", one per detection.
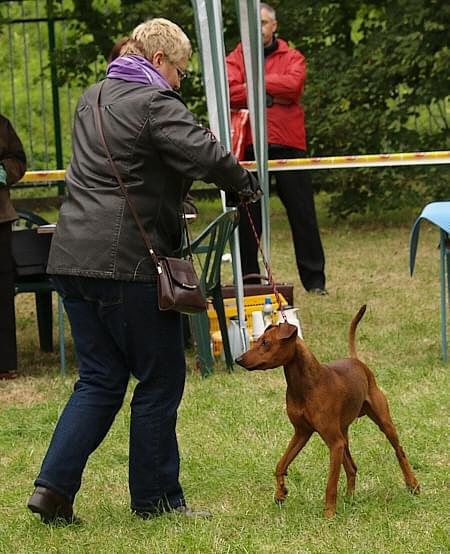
[
  {"xmin": 0, "ymin": 115, "xmax": 27, "ymax": 380},
  {"xmin": 27, "ymin": 18, "xmax": 260, "ymax": 524}
]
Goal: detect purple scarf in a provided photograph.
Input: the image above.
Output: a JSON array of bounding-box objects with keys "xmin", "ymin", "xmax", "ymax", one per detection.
[{"xmin": 106, "ymin": 55, "xmax": 171, "ymax": 89}]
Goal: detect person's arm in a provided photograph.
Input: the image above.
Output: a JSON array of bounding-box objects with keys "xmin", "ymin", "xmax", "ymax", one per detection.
[
  {"xmin": 226, "ymin": 48, "xmax": 248, "ymax": 109},
  {"xmin": 148, "ymin": 89, "xmax": 261, "ymax": 203},
  {"xmin": 1, "ymin": 120, "xmax": 27, "ymax": 186},
  {"xmin": 265, "ymin": 50, "xmax": 306, "ymax": 104}
]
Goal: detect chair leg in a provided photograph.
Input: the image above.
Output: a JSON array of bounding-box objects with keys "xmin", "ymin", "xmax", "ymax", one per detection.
[
  {"xmin": 57, "ymin": 295, "xmax": 66, "ymax": 375},
  {"xmin": 35, "ymin": 291, "xmax": 53, "ymax": 352},
  {"xmin": 447, "ymin": 240, "xmax": 450, "ymax": 305},
  {"xmin": 212, "ymin": 290, "xmax": 234, "ymax": 372},
  {"xmin": 440, "ymin": 231, "xmax": 448, "ymax": 363},
  {"xmin": 190, "ymin": 312, "xmax": 214, "ymax": 377}
]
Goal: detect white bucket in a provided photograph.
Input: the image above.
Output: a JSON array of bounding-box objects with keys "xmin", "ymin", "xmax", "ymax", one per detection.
[
  {"xmin": 278, "ymin": 307, "xmax": 303, "ymax": 338},
  {"xmin": 251, "ymin": 310, "xmax": 266, "ymax": 340}
]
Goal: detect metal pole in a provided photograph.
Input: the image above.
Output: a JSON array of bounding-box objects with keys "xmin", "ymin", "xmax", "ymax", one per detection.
[
  {"xmin": 46, "ymin": 0, "xmax": 64, "ymax": 195},
  {"xmin": 439, "ymin": 230, "xmax": 448, "ymax": 363},
  {"xmin": 192, "ymin": 0, "xmax": 249, "ymax": 357}
]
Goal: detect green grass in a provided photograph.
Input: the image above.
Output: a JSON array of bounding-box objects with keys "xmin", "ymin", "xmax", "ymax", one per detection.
[{"xmin": 1, "ymin": 196, "xmax": 449, "ymax": 553}]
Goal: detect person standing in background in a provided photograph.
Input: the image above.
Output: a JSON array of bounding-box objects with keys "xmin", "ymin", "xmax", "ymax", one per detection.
[
  {"xmin": 226, "ymin": 2, "xmax": 327, "ymax": 294},
  {"xmin": 0, "ymin": 114, "xmax": 27, "ymax": 380}
]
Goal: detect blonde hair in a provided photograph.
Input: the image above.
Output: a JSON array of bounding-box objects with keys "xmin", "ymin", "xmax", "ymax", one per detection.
[{"xmin": 127, "ymin": 18, "xmax": 191, "ymax": 64}]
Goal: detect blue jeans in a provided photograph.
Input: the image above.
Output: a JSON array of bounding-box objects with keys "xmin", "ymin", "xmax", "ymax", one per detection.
[{"xmin": 34, "ymin": 276, "xmax": 186, "ymax": 513}]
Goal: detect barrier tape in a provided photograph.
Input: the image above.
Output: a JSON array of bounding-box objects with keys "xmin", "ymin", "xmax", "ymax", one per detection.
[
  {"xmin": 242, "ymin": 150, "xmax": 450, "ymax": 171},
  {"xmin": 20, "ymin": 169, "xmax": 66, "ymax": 183},
  {"xmin": 19, "ymin": 150, "xmax": 450, "ymax": 183}
]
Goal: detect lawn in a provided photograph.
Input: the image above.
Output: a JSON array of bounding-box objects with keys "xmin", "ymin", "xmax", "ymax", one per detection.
[{"xmin": 0, "ymin": 195, "xmax": 448, "ymax": 553}]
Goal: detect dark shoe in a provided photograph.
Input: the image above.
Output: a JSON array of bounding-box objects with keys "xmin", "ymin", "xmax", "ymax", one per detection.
[
  {"xmin": 134, "ymin": 505, "xmax": 212, "ymax": 520},
  {"xmin": 133, "ymin": 510, "xmax": 158, "ymax": 520},
  {"xmin": 0, "ymin": 371, "xmax": 18, "ymax": 380},
  {"xmin": 27, "ymin": 486, "xmax": 81, "ymax": 525},
  {"xmin": 173, "ymin": 505, "xmax": 212, "ymax": 518},
  {"xmin": 308, "ymin": 287, "xmax": 328, "ymax": 296}
]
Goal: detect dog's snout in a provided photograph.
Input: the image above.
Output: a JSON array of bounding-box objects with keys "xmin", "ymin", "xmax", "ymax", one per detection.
[{"xmin": 235, "ymin": 353, "xmax": 257, "ymax": 371}]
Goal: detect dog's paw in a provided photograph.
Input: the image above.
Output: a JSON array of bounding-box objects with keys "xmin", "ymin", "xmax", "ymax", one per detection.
[
  {"xmin": 408, "ymin": 481, "xmax": 420, "ymax": 495},
  {"xmin": 274, "ymin": 486, "xmax": 288, "ymax": 504}
]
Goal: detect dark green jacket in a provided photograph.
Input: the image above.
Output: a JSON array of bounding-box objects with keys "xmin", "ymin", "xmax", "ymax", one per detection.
[{"xmin": 48, "ymin": 79, "xmax": 252, "ymax": 281}]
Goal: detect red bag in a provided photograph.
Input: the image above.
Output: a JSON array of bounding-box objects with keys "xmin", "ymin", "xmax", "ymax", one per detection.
[{"xmin": 230, "ymin": 109, "xmax": 250, "ymax": 161}]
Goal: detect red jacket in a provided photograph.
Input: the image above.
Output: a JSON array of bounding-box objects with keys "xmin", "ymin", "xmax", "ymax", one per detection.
[{"xmin": 226, "ymin": 38, "xmax": 307, "ymax": 152}]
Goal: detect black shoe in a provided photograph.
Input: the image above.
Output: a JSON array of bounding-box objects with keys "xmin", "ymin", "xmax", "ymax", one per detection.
[
  {"xmin": 27, "ymin": 486, "xmax": 81, "ymax": 525},
  {"xmin": 134, "ymin": 505, "xmax": 212, "ymax": 519},
  {"xmin": 0, "ymin": 371, "xmax": 18, "ymax": 380},
  {"xmin": 308, "ymin": 287, "xmax": 328, "ymax": 296},
  {"xmin": 173, "ymin": 505, "xmax": 212, "ymax": 518}
]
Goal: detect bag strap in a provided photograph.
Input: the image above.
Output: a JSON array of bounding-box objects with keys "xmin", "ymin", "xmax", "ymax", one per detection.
[
  {"xmin": 243, "ymin": 273, "xmax": 268, "ymax": 283},
  {"xmin": 94, "ymin": 82, "xmax": 192, "ymax": 271}
]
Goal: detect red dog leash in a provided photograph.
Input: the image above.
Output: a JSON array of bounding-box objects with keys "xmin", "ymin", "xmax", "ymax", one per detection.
[{"xmin": 241, "ymin": 202, "xmax": 287, "ymax": 323}]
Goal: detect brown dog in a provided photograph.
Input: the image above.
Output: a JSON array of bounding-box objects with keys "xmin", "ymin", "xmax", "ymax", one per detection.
[{"xmin": 236, "ymin": 305, "xmax": 420, "ymax": 517}]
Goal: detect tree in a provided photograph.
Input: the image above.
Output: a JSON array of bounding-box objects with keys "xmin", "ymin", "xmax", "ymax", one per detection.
[
  {"xmin": 2, "ymin": 0, "xmax": 448, "ymax": 216},
  {"xmin": 276, "ymin": 0, "xmax": 449, "ymax": 215}
]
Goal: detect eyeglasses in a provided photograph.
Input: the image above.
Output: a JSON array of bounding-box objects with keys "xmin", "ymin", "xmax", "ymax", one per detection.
[{"xmin": 173, "ymin": 64, "xmax": 188, "ymax": 81}]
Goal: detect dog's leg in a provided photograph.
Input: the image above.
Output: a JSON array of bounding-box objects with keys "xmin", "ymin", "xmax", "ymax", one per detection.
[
  {"xmin": 342, "ymin": 434, "xmax": 357, "ymax": 496},
  {"xmin": 323, "ymin": 437, "xmax": 345, "ymax": 517},
  {"xmin": 365, "ymin": 388, "xmax": 420, "ymax": 494},
  {"xmin": 274, "ymin": 428, "xmax": 313, "ymax": 503}
]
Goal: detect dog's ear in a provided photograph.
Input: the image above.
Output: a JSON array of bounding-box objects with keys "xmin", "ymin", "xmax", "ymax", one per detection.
[{"xmin": 278, "ymin": 322, "xmax": 298, "ymax": 340}]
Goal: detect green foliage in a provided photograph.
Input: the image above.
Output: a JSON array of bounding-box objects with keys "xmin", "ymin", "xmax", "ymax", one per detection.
[
  {"xmin": 0, "ymin": 0, "xmax": 448, "ymax": 216},
  {"xmin": 0, "ymin": 0, "xmax": 87, "ymax": 169},
  {"xmin": 285, "ymin": 0, "xmax": 450, "ymax": 215}
]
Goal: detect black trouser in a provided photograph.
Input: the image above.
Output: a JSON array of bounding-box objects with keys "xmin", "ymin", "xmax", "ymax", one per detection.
[
  {"xmin": 0, "ymin": 222, "xmax": 17, "ymax": 372},
  {"xmin": 237, "ymin": 146, "xmax": 326, "ymax": 291}
]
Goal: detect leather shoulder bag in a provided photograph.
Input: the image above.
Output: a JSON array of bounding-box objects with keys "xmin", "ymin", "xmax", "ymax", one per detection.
[{"xmin": 94, "ymin": 83, "xmax": 207, "ymax": 315}]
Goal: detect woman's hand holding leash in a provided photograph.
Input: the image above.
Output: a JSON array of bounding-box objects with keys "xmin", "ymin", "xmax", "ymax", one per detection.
[{"xmin": 239, "ymin": 170, "xmax": 263, "ymax": 204}]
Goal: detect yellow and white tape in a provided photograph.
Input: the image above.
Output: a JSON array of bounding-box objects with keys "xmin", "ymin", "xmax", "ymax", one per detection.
[{"xmin": 20, "ymin": 150, "xmax": 450, "ymax": 182}]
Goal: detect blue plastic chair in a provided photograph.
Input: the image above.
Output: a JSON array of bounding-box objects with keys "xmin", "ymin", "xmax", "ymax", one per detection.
[{"xmin": 409, "ymin": 201, "xmax": 450, "ymax": 363}]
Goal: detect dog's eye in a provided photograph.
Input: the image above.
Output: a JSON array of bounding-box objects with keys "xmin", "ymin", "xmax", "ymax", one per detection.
[{"xmin": 262, "ymin": 339, "xmax": 270, "ymax": 348}]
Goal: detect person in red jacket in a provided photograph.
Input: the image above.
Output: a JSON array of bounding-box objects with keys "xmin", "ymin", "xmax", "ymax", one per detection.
[{"xmin": 226, "ymin": 2, "xmax": 327, "ymax": 294}]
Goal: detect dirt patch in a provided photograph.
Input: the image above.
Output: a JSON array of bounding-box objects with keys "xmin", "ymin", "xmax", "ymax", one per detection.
[{"xmin": 0, "ymin": 377, "xmax": 51, "ymax": 407}]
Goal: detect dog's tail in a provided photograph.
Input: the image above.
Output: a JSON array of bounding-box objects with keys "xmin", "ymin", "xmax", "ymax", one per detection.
[{"xmin": 348, "ymin": 305, "xmax": 366, "ymax": 359}]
